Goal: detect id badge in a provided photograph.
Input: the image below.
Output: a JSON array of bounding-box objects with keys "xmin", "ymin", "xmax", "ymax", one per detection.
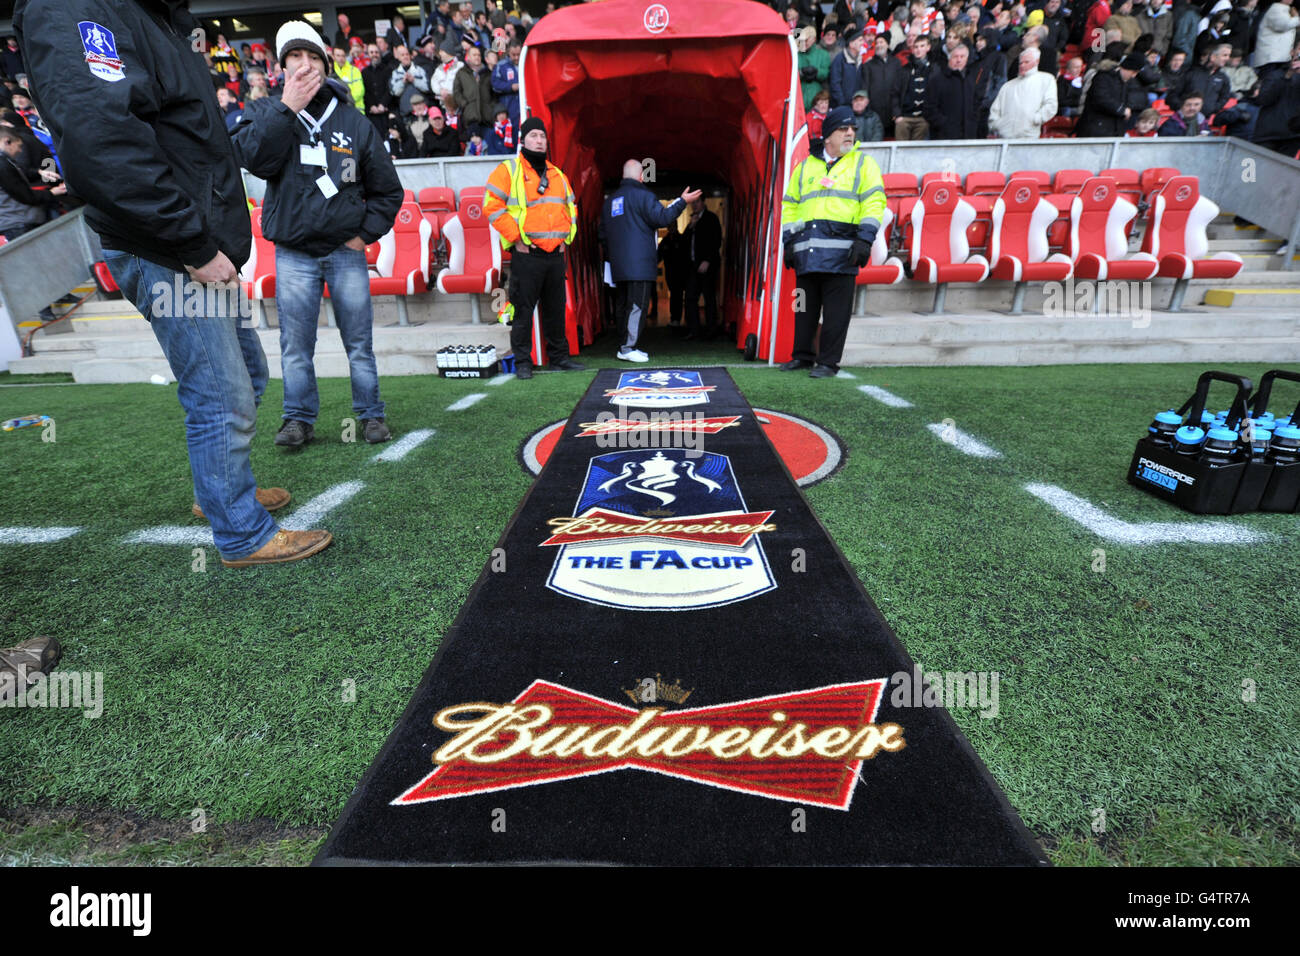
[
  {"xmin": 315, "ymin": 172, "xmax": 338, "ymax": 198},
  {"xmin": 300, "ymin": 143, "xmax": 327, "ymax": 167},
  {"xmin": 820, "ymin": 176, "xmax": 835, "ymax": 188}
]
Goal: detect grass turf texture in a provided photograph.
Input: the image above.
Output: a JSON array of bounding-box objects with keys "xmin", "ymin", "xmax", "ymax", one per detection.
[{"xmin": 1, "ymin": 350, "xmax": 1297, "ymax": 866}]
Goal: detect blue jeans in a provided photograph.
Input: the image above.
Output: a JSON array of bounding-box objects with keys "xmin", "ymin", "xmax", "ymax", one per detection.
[
  {"xmin": 274, "ymin": 244, "xmax": 385, "ymax": 424},
  {"xmin": 102, "ymin": 249, "xmax": 279, "ymax": 560}
]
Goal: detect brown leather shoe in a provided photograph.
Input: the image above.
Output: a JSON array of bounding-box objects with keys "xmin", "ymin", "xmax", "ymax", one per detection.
[
  {"xmin": 192, "ymin": 487, "xmax": 291, "ymax": 520},
  {"xmin": 220, "ymin": 529, "xmax": 333, "ymax": 568}
]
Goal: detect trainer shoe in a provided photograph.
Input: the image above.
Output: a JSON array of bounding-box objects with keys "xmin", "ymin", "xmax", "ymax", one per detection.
[
  {"xmin": 220, "ymin": 529, "xmax": 334, "ymax": 568},
  {"xmin": 780, "ymin": 359, "xmax": 813, "ymax": 371},
  {"xmin": 515, "ymin": 363, "xmax": 533, "ymax": 380},
  {"xmin": 809, "ymin": 364, "xmax": 836, "ymax": 378},
  {"xmin": 552, "ymin": 358, "xmax": 587, "ymax": 371},
  {"xmin": 362, "ymin": 418, "xmax": 392, "ymax": 444},
  {"xmin": 617, "ymin": 348, "xmax": 650, "ymax": 363},
  {"xmin": 274, "ymin": 419, "xmax": 314, "ymax": 449},
  {"xmin": 192, "ymin": 487, "xmax": 291, "ymax": 520},
  {"xmin": 0, "ymin": 636, "xmax": 62, "ymax": 705}
]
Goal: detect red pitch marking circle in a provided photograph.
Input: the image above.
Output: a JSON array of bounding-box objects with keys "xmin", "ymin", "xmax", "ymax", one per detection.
[
  {"xmin": 521, "ymin": 408, "xmax": 844, "ymax": 486},
  {"xmin": 644, "ymin": 3, "xmax": 669, "ymax": 33}
]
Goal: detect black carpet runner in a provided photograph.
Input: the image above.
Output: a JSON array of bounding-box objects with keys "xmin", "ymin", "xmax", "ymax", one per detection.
[{"xmin": 316, "ymin": 368, "xmax": 1046, "ymax": 865}]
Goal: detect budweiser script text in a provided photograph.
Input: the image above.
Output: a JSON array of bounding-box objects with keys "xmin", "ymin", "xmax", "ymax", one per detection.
[{"xmin": 429, "ymin": 703, "xmax": 908, "ymax": 765}]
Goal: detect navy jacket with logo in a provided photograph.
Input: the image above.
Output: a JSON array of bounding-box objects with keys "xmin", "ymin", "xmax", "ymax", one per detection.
[
  {"xmin": 231, "ymin": 77, "xmax": 403, "ymax": 257},
  {"xmin": 14, "ymin": 0, "xmax": 251, "ymax": 271},
  {"xmin": 600, "ymin": 178, "xmax": 685, "ymax": 283}
]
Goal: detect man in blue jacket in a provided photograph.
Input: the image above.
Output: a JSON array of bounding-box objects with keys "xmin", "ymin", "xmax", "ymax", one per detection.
[
  {"xmin": 600, "ymin": 159, "xmax": 699, "ymax": 362},
  {"xmin": 231, "ymin": 21, "xmax": 403, "ymax": 449}
]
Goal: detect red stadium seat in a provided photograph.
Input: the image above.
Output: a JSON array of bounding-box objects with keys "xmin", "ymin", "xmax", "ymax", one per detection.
[
  {"xmin": 402, "ymin": 188, "xmax": 416, "ymax": 203},
  {"xmin": 855, "ymin": 205, "xmax": 905, "ymax": 286},
  {"xmin": 989, "ymin": 178, "xmax": 1072, "ymax": 311},
  {"xmin": 964, "ymin": 171, "xmax": 1006, "ymax": 196},
  {"xmin": 909, "ymin": 179, "xmax": 990, "ymax": 312},
  {"xmin": 369, "ymin": 201, "xmax": 433, "ymax": 325},
  {"xmin": 920, "ymin": 170, "xmax": 962, "ymax": 193},
  {"xmin": 1139, "ymin": 166, "xmax": 1181, "ymax": 204},
  {"xmin": 1100, "ymin": 167, "xmax": 1141, "ymax": 204},
  {"xmin": 418, "ymin": 186, "xmax": 456, "ymax": 214},
  {"xmin": 1008, "ymin": 169, "xmax": 1050, "ymax": 193},
  {"xmin": 1044, "ymin": 192, "xmax": 1076, "ymax": 252},
  {"xmin": 459, "ymin": 185, "xmax": 486, "ymax": 208},
  {"xmin": 883, "ymin": 172, "xmax": 918, "ymax": 197},
  {"xmin": 963, "ymin": 194, "xmax": 995, "ymax": 255},
  {"xmin": 436, "ymin": 194, "xmax": 502, "ymax": 323},
  {"xmin": 1053, "ymin": 169, "xmax": 1091, "ymax": 193},
  {"xmin": 1141, "ymin": 176, "xmax": 1243, "ymax": 310},
  {"xmin": 1041, "ymin": 116, "xmax": 1078, "ymax": 138},
  {"xmin": 238, "ymin": 205, "xmax": 277, "ymax": 328},
  {"xmin": 1067, "ymin": 177, "xmax": 1158, "ymax": 281}
]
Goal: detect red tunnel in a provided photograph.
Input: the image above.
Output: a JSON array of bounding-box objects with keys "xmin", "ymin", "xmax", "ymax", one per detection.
[{"xmin": 520, "ymin": 0, "xmax": 806, "ymax": 362}]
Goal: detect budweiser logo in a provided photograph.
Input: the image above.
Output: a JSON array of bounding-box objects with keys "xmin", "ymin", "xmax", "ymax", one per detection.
[
  {"xmin": 394, "ymin": 680, "xmax": 904, "ymax": 809},
  {"xmin": 604, "ymin": 386, "xmax": 716, "ymax": 399},
  {"xmin": 541, "ymin": 507, "xmax": 776, "ymax": 548},
  {"xmin": 576, "ymin": 415, "xmax": 740, "ymax": 437}
]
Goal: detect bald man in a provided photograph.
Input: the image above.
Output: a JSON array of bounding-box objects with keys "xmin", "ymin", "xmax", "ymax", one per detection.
[{"xmin": 600, "ymin": 159, "xmax": 701, "ymax": 362}]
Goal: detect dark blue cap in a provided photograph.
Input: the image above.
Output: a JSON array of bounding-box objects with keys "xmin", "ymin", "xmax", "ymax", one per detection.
[{"xmin": 822, "ymin": 106, "xmax": 857, "ymax": 138}]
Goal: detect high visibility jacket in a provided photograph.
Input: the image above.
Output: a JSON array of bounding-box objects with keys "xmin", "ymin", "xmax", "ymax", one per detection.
[
  {"xmin": 484, "ymin": 156, "xmax": 577, "ymax": 252},
  {"xmin": 333, "ymin": 60, "xmax": 365, "ymax": 112},
  {"xmin": 782, "ymin": 143, "xmax": 886, "ymax": 275}
]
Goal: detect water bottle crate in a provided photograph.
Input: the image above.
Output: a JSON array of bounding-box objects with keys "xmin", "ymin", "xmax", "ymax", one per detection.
[{"xmin": 436, "ymin": 344, "xmax": 499, "ymax": 379}]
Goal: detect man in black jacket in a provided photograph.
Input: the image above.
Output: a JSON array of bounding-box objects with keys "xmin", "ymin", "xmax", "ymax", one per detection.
[
  {"xmin": 1075, "ymin": 52, "xmax": 1143, "ymax": 135},
  {"xmin": 599, "ymin": 159, "xmax": 700, "ymax": 362},
  {"xmin": 895, "ymin": 34, "xmax": 935, "ymax": 139},
  {"xmin": 15, "ymin": 0, "xmax": 332, "ymax": 568},
  {"xmin": 682, "ymin": 197, "xmax": 723, "ymax": 341},
  {"xmin": 924, "ymin": 43, "xmax": 978, "ymax": 138},
  {"xmin": 863, "ymin": 33, "xmax": 902, "ymax": 136},
  {"xmin": 232, "ymin": 20, "xmax": 403, "ymax": 449}
]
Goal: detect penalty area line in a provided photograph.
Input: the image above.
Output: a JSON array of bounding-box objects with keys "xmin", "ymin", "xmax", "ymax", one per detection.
[{"xmin": 1023, "ymin": 483, "xmax": 1267, "ymax": 545}]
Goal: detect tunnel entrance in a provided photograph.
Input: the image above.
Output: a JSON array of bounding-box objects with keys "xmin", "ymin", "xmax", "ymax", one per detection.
[{"xmin": 519, "ymin": 0, "xmax": 804, "ymax": 363}]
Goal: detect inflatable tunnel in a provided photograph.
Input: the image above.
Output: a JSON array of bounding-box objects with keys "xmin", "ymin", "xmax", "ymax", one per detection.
[{"xmin": 520, "ymin": 0, "xmax": 805, "ymax": 362}]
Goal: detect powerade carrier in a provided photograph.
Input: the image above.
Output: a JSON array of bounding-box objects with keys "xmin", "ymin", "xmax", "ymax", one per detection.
[
  {"xmin": 1128, "ymin": 370, "xmax": 1255, "ymax": 514},
  {"xmin": 1251, "ymin": 369, "xmax": 1300, "ymax": 512}
]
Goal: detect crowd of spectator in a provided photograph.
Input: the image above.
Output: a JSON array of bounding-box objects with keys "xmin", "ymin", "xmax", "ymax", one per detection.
[{"xmin": 777, "ymin": 0, "xmax": 1300, "ymax": 156}]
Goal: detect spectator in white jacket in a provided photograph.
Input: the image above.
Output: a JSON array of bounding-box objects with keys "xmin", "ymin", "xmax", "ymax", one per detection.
[
  {"xmin": 1256, "ymin": 1, "xmax": 1300, "ymax": 69},
  {"xmin": 388, "ymin": 45, "xmax": 430, "ymax": 117},
  {"xmin": 988, "ymin": 48, "xmax": 1059, "ymax": 138}
]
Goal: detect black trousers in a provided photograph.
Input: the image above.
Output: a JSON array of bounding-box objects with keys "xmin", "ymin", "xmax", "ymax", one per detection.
[
  {"xmin": 614, "ymin": 280, "xmax": 653, "ymax": 352},
  {"xmin": 684, "ymin": 266, "xmax": 718, "ymax": 334},
  {"xmin": 508, "ymin": 247, "xmax": 568, "ymax": 367},
  {"xmin": 791, "ymin": 272, "xmax": 856, "ymax": 371}
]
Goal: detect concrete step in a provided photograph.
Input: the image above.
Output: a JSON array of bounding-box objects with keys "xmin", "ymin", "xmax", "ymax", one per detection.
[
  {"xmin": 841, "ymin": 336, "xmax": 1300, "ymax": 367},
  {"xmin": 1202, "ymin": 287, "xmax": 1300, "ymax": 309},
  {"xmin": 843, "ymin": 310, "xmax": 1297, "ymax": 346},
  {"xmin": 1206, "ymin": 237, "xmax": 1285, "ymax": 253},
  {"xmin": 70, "ymin": 359, "xmax": 174, "ymax": 384},
  {"xmin": 1236, "ymin": 253, "xmax": 1300, "ymax": 272},
  {"xmin": 7, "ymin": 352, "xmax": 97, "ymax": 374}
]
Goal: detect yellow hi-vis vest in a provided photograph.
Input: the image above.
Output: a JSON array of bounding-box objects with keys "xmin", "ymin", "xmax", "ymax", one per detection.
[
  {"xmin": 487, "ymin": 157, "xmax": 577, "ymax": 251},
  {"xmin": 781, "ymin": 144, "xmax": 886, "ymax": 275}
]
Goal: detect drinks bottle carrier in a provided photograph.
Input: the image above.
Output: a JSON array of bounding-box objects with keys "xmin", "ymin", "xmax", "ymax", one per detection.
[
  {"xmin": 1128, "ymin": 369, "xmax": 1300, "ymax": 514},
  {"xmin": 436, "ymin": 344, "xmax": 500, "ymax": 379}
]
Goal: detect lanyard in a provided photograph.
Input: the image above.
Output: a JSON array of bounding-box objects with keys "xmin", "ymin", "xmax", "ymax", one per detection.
[{"xmin": 296, "ymin": 96, "xmax": 338, "ymax": 144}]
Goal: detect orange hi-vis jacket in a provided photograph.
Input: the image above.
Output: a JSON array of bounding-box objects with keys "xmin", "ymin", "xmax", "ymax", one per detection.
[{"xmin": 483, "ymin": 155, "xmax": 577, "ymax": 253}]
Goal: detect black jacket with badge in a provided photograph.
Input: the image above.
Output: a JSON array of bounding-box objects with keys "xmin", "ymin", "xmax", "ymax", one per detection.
[
  {"xmin": 600, "ymin": 178, "xmax": 685, "ymax": 283},
  {"xmin": 14, "ymin": 0, "xmax": 251, "ymax": 271},
  {"xmin": 231, "ymin": 77, "xmax": 403, "ymax": 258}
]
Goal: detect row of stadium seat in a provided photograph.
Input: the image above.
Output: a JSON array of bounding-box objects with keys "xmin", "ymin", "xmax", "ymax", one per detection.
[
  {"xmin": 857, "ymin": 174, "xmax": 1243, "ymax": 313},
  {"xmin": 882, "ymin": 166, "xmax": 1181, "ymax": 200},
  {"xmin": 240, "ymin": 189, "xmax": 503, "ymax": 326}
]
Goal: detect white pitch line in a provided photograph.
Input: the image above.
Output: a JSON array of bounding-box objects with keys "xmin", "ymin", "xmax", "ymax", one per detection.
[
  {"xmin": 124, "ymin": 527, "xmax": 213, "ymax": 547},
  {"xmin": 0, "ymin": 527, "xmax": 81, "ymax": 544},
  {"xmin": 1024, "ymin": 483, "xmax": 1267, "ymax": 545},
  {"xmin": 486, "ymin": 373, "xmax": 514, "ymax": 386},
  {"xmin": 371, "ymin": 428, "xmax": 434, "ymax": 463},
  {"xmin": 446, "ymin": 393, "xmax": 487, "ymax": 411},
  {"xmin": 836, "ymin": 370, "xmax": 857, "ymax": 379},
  {"xmin": 858, "ymin": 385, "xmax": 913, "ymax": 408},
  {"xmin": 280, "ymin": 481, "xmax": 365, "ymax": 530},
  {"xmin": 927, "ymin": 422, "xmax": 1003, "ymax": 459}
]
